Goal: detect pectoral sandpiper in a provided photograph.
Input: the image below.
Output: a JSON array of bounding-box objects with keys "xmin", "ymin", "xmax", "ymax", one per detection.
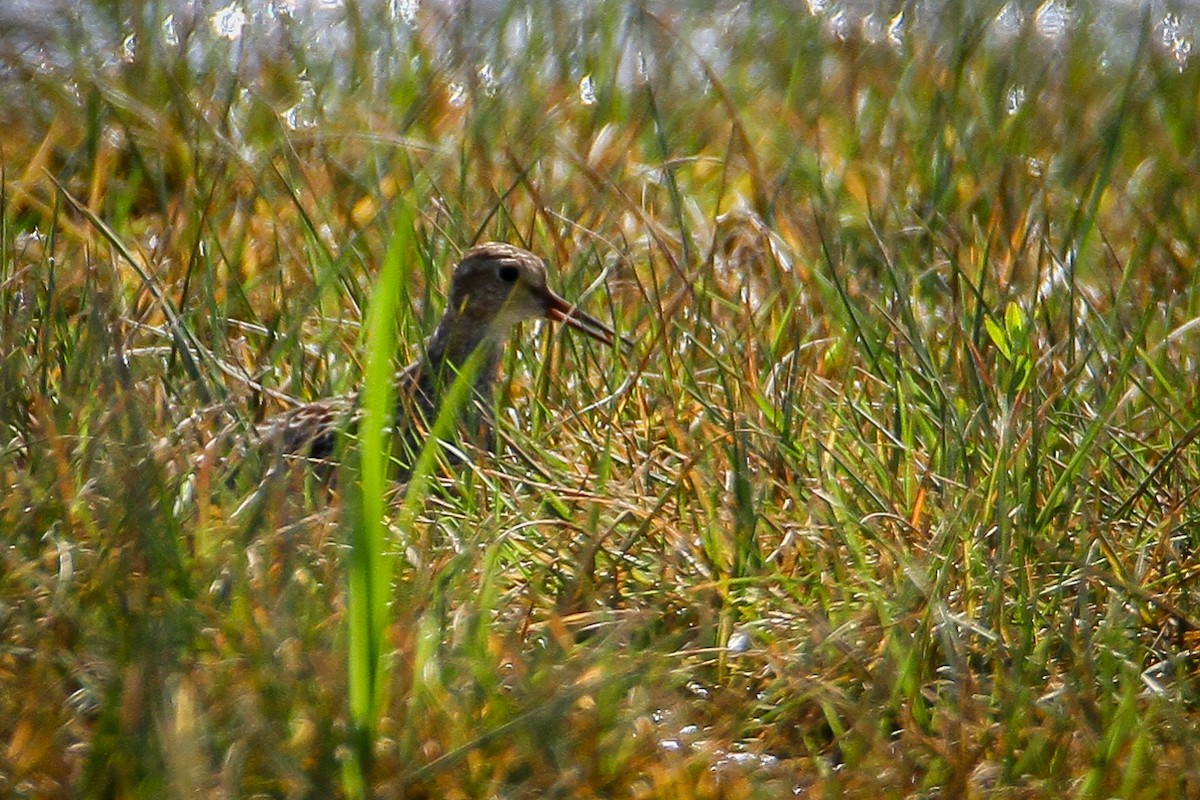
[{"xmin": 253, "ymin": 242, "xmax": 625, "ymax": 479}]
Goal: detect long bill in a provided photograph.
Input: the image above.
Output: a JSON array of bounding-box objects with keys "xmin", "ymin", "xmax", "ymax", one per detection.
[{"xmin": 543, "ymin": 291, "xmax": 633, "ymax": 350}]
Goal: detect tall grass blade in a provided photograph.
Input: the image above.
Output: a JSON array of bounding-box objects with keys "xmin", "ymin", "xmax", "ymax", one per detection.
[{"xmin": 342, "ymin": 204, "xmax": 413, "ymax": 795}]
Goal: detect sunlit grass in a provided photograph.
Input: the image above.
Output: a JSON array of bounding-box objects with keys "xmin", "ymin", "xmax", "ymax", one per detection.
[{"xmin": 2, "ymin": 0, "xmax": 1200, "ymax": 796}]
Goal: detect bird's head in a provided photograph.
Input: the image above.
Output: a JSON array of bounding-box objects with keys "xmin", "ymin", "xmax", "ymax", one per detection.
[{"xmin": 447, "ymin": 242, "xmax": 624, "ymax": 347}]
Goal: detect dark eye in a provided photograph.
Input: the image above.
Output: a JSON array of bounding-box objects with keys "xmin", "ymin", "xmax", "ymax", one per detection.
[{"xmin": 498, "ymin": 265, "xmax": 519, "ymax": 283}]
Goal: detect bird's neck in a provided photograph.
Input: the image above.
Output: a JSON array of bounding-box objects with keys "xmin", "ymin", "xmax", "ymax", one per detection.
[{"xmin": 423, "ymin": 306, "xmax": 504, "ymax": 392}]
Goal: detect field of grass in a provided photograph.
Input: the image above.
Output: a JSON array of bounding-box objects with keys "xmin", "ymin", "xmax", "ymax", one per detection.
[{"xmin": 3, "ymin": 0, "xmax": 1200, "ymax": 796}]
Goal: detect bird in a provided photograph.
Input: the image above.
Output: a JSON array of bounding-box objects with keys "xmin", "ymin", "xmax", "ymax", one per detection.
[{"xmin": 249, "ymin": 242, "xmax": 626, "ymax": 481}]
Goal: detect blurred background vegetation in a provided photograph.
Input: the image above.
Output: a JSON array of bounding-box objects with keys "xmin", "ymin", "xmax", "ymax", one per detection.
[{"xmin": 2, "ymin": 0, "xmax": 1199, "ymax": 796}]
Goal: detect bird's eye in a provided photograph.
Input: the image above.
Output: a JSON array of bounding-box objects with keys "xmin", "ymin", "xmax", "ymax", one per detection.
[{"xmin": 498, "ymin": 265, "xmax": 519, "ymax": 283}]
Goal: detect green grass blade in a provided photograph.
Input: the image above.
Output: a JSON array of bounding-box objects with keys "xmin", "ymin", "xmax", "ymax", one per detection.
[{"xmin": 343, "ymin": 202, "xmax": 413, "ymax": 794}]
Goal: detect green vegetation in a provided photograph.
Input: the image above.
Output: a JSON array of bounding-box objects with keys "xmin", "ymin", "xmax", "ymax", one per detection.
[{"xmin": 2, "ymin": 1, "xmax": 1199, "ymax": 796}]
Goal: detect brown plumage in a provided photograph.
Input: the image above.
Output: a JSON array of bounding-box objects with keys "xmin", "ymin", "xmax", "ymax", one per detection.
[{"xmin": 253, "ymin": 242, "xmax": 625, "ymax": 478}]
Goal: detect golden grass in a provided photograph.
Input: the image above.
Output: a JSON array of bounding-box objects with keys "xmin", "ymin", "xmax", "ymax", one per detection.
[{"xmin": 2, "ymin": 2, "xmax": 1199, "ymax": 796}]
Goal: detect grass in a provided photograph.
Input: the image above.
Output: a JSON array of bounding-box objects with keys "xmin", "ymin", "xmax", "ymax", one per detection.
[{"xmin": 2, "ymin": 0, "xmax": 1200, "ymax": 796}]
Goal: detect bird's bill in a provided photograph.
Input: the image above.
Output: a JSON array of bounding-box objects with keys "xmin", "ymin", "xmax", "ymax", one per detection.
[{"xmin": 543, "ymin": 291, "xmax": 631, "ymax": 350}]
